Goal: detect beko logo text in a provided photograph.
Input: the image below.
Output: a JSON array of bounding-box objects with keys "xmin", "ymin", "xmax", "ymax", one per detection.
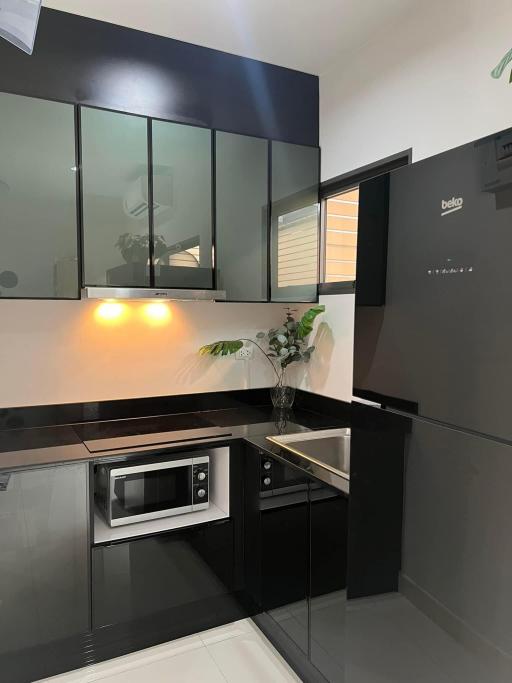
[{"xmin": 441, "ymin": 197, "xmax": 463, "ymax": 216}]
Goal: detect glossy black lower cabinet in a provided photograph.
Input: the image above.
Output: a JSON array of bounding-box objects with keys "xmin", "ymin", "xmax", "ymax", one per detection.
[
  {"xmin": 309, "ymin": 484, "xmax": 347, "ymax": 682},
  {"xmin": 243, "ymin": 444, "xmax": 348, "ymax": 682},
  {"xmin": 93, "ymin": 520, "xmax": 235, "ymax": 627},
  {"xmin": 0, "ymin": 464, "xmax": 90, "ymax": 683},
  {"xmin": 261, "ymin": 494, "xmax": 309, "ymax": 655},
  {"xmin": 348, "ymin": 402, "xmax": 407, "ymax": 599}
]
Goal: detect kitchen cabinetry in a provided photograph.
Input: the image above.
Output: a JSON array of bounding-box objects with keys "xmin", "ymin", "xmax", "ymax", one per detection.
[
  {"xmin": 260, "ymin": 491, "xmax": 309, "ymax": 654},
  {"xmin": 215, "ymin": 132, "xmax": 269, "ymax": 301},
  {"xmin": 152, "ymin": 120, "xmax": 213, "ymax": 288},
  {"xmin": 0, "ymin": 92, "xmax": 78, "ymax": 298},
  {"xmin": 81, "ymin": 107, "xmax": 151, "ymax": 287},
  {"xmin": 81, "ymin": 110, "xmax": 214, "ymax": 290},
  {"xmin": 80, "ymin": 106, "xmax": 319, "ymax": 298},
  {"xmin": 244, "ymin": 445, "xmax": 347, "ymax": 681},
  {"xmin": 309, "ymin": 483, "xmax": 347, "ymax": 682},
  {"xmin": 93, "ymin": 519, "xmax": 235, "ymax": 629},
  {"xmin": 348, "ymin": 402, "xmax": 406, "ymax": 599},
  {"xmin": 270, "ymin": 141, "xmax": 320, "ymax": 302},
  {"xmin": 91, "ymin": 443, "xmax": 246, "ymax": 649},
  {"xmin": 0, "ymin": 90, "xmax": 319, "ymax": 300},
  {"xmin": 0, "ymin": 464, "xmax": 90, "ymax": 654}
]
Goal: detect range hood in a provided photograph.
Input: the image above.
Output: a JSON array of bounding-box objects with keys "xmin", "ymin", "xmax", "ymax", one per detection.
[{"xmin": 82, "ymin": 287, "xmax": 226, "ymax": 301}]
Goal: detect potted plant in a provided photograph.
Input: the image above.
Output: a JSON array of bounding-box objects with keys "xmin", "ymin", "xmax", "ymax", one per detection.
[
  {"xmin": 115, "ymin": 233, "xmax": 168, "ymax": 263},
  {"xmin": 199, "ymin": 305, "xmax": 325, "ymax": 409}
]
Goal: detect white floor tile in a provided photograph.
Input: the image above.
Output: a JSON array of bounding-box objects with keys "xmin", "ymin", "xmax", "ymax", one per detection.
[
  {"xmin": 206, "ymin": 629, "xmax": 301, "ymax": 683},
  {"xmin": 36, "ymin": 619, "xmax": 301, "ymax": 683},
  {"xmin": 36, "ymin": 634, "xmax": 205, "ymax": 683},
  {"xmin": 199, "ymin": 618, "xmax": 256, "ymax": 646},
  {"xmin": 103, "ymin": 647, "xmax": 225, "ymax": 683}
]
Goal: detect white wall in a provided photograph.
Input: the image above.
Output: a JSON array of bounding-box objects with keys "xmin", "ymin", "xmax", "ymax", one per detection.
[
  {"xmin": 0, "ymin": 300, "xmax": 295, "ymax": 408},
  {"xmin": 292, "ymin": 293, "xmax": 354, "ymax": 402},
  {"xmin": 321, "ymin": 0, "xmax": 512, "ymax": 179},
  {"xmin": 317, "ymin": 0, "xmax": 512, "ymax": 402}
]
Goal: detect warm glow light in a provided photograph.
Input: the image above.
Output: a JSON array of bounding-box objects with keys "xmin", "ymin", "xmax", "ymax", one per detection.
[
  {"xmin": 143, "ymin": 302, "xmax": 172, "ymax": 325},
  {"xmin": 95, "ymin": 302, "xmax": 127, "ymax": 323}
]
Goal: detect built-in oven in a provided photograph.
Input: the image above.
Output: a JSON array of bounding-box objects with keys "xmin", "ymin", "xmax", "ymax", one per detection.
[
  {"xmin": 95, "ymin": 452, "xmax": 209, "ymax": 527},
  {"xmin": 259, "ymin": 453, "xmax": 309, "ymax": 496}
]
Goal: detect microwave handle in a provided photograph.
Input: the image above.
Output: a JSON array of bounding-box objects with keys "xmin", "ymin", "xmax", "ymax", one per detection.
[{"xmin": 111, "ymin": 457, "xmax": 195, "ymax": 478}]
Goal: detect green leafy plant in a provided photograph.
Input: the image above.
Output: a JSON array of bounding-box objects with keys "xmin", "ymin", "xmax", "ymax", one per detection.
[
  {"xmin": 115, "ymin": 233, "xmax": 168, "ymax": 263},
  {"xmin": 199, "ymin": 305, "xmax": 325, "ymax": 386},
  {"xmin": 491, "ymin": 48, "xmax": 512, "ymax": 83}
]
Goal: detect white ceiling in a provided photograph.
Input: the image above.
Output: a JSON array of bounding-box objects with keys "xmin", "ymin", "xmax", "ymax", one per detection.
[{"xmin": 43, "ymin": 0, "xmax": 414, "ymax": 75}]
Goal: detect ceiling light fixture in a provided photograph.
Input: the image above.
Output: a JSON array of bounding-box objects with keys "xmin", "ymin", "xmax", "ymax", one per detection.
[{"xmin": 0, "ymin": 0, "xmax": 42, "ymax": 55}]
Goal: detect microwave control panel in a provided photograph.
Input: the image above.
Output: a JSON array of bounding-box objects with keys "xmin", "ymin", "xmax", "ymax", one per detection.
[{"xmin": 193, "ymin": 461, "xmax": 209, "ymax": 505}]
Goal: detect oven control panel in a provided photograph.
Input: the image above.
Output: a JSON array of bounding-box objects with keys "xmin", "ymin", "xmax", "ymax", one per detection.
[{"xmin": 260, "ymin": 455, "xmax": 273, "ymax": 491}]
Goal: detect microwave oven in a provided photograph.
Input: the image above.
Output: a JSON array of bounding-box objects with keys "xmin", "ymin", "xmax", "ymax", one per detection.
[{"xmin": 95, "ymin": 452, "xmax": 209, "ymax": 527}]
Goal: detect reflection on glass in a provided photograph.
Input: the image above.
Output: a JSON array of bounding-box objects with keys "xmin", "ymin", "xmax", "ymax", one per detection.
[
  {"xmin": 152, "ymin": 121, "xmax": 212, "ymax": 289},
  {"xmin": 271, "ymin": 141, "xmax": 319, "ymax": 302},
  {"xmin": 81, "ymin": 107, "xmax": 150, "ymax": 287},
  {"xmin": 324, "ymin": 187, "xmax": 359, "ymax": 283},
  {"xmin": 0, "ymin": 92, "xmax": 78, "ymax": 298},
  {"xmin": 216, "ymin": 132, "xmax": 268, "ymax": 301},
  {"xmin": 277, "ymin": 205, "xmax": 318, "ymax": 288}
]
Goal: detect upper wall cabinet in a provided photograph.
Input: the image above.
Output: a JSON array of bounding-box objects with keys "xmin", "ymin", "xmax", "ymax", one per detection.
[
  {"xmin": 0, "ymin": 91, "xmax": 319, "ymax": 301},
  {"xmin": 270, "ymin": 141, "xmax": 320, "ymax": 302},
  {"xmin": 81, "ymin": 107, "xmax": 150, "ymax": 287},
  {"xmin": 152, "ymin": 121, "xmax": 213, "ymax": 289},
  {"xmin": 215, "ymin": 132, "xmax": 268, "ymax": 301},
  {"xmin": 0, "ymin": 93, "xmax": 78, "ymax": 298}
]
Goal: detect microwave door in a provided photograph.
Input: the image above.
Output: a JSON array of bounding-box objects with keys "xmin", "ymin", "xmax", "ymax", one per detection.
[{"xmin": 110, "ymin": 459, "xmax": 193, "ymax": 526}]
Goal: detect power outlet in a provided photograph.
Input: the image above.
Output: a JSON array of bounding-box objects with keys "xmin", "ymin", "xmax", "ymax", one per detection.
[{"xmin": 236, "ymin": 344, "xmax": 254, "ymax": 360}]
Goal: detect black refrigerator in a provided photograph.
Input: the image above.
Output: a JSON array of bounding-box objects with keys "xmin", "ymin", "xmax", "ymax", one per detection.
[{"xmin": 349, "ymin": 127, "xmax": 512, "ymax": 683}]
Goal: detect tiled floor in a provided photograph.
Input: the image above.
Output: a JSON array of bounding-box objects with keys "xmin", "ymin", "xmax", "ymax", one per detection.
[
  {"xmin": 36, "ymin": 619, "xmax": 301, "ymax": 683},
  {"xmin": 38, "ymin": 590, "xmax": 510, "ymax": 683}
]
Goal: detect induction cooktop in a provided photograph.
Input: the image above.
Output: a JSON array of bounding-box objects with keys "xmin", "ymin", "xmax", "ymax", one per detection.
[{"xmin": 73, "ymin": 413, "xmax": 232, "ymax": 453}]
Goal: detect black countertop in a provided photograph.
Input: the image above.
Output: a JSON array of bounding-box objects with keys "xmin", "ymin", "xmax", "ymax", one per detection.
[{"xmin": 0, "ymin": 405, "xmax": 348, "ymax": 471}]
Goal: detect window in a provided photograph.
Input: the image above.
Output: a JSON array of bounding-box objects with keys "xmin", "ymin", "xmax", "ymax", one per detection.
[{"xmin": 319, "ymin": 150, "xmax": 412, "ymax": 293}]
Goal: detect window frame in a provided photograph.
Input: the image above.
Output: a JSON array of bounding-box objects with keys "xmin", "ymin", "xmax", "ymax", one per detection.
[{"xmin": 318, "ymin": 149, "xmax": 412, "ymax": 295}]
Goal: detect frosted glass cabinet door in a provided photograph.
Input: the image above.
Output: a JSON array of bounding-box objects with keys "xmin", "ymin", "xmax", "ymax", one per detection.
[
  {"xmin": 271, "ymin": 141, "xmax": 319, "ymax": 302},
  {"xmin": 0, "ymin": 464, "xmax": 89, "ymax": 655},
  {"xmin": 81, "ymin": 107, "xmax": 150, "ymax": 287},
  {"xmin": 216, "ymin": 132, "xmax": 268, "ymax": 301},
  {"xmin": 152, "ymin": 121, "xmax": 213, "ymax": 289},
  {"xmin": 0, "ymin": 93, "xmax": 78, "ymax": 298}
]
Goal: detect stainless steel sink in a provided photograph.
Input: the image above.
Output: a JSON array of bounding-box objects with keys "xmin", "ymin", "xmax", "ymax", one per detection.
[{"xmin": 266, "ymin": 428, "xmax": 351, "ymax": 480}]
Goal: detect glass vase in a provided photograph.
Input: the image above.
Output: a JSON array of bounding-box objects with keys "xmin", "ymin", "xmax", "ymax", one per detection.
[{"xmin": 270, "ymin": 384, "xmax": 296, "ymax": 410}]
